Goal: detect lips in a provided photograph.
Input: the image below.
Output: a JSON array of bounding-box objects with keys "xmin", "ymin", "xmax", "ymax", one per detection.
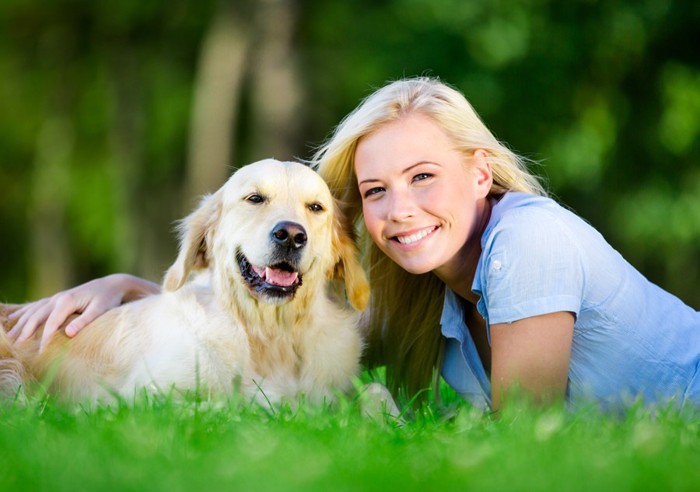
[
  {"xmin": 393, "ymin": 226, "xmax": 438, "ymax": 245},
  {"xmin": 237, "ymin": 252, "xmax": 302, "ymax": 300}
]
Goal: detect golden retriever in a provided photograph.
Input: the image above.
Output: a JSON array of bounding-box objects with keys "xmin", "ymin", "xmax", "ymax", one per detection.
[{"xmin": 0, "ymin": 159, "xmax": 369, "ymax": 405}]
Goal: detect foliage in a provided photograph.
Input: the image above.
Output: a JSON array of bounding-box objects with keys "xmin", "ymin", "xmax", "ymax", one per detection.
[
  {"xmin": 0, "ymin": 0, "xmax": 698, "ymax": 305},
  {"xmin": 1, "ymin": 387, "xmax": 699, "ymax": 491}
]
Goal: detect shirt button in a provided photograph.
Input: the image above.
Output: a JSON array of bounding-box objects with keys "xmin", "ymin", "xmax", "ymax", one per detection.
[{"xmin": 492, "ymin": 260, "xmax": 502, "ymax": 270}]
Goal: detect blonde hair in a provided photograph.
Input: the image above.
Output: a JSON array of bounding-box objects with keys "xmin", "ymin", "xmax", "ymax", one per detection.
[{"xmin": 312, "ymin": 77, "xmax": 546, "ymax": 401}]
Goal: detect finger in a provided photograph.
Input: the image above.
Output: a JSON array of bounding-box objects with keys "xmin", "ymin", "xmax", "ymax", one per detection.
[
  {"xmin": 8, "ymin": 296, "xmax": 51, "ymax": 320},
  {"xmin": 16, "ymin": 306, "xmax": 56, "ymax": 344},
  {"xmin": 8, "ymin": 300, "xmax": 51, "ymax": 340},
  {"xmin": 7, "ymin": 299, "xmax": 44, "ymax": 330},
  {"xmin": 7, "ymin": 303, "xmax": 32, "ymax": 320},
  {"xmin": 38, "ymin": 299, "xmax": 85, "ymax": 351},
  {"xmin": 7, "ymin": 309, "xmax": 29, "ymax": 339},
  {"xmin": 64, "ymin": 305, "xmax": 103, "ymax": 338}
]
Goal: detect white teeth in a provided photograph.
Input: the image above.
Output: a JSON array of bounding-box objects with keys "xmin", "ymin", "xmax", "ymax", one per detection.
[{"xmin": 396, "ymin": 228, "xmax": 434, "ymax": 245}]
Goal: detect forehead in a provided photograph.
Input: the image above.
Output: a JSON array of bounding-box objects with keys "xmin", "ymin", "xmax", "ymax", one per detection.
[
  {"xmin": 355, "ymin": 114, "xmax": 457, "ymax": 176},
  {"xmin": 224, "ymin": 160, "xmax": 332, "ymax": 201}
]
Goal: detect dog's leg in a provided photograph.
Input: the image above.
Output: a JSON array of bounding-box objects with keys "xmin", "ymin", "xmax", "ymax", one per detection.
[{"xmin": 358, "ymin": 382, "xmax": 403, "ymax": 422}]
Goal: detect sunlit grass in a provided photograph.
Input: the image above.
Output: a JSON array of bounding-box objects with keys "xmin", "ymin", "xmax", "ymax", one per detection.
[{"xmin": 1, "ymin": 382, "xmax": 699, "ymax": 492}]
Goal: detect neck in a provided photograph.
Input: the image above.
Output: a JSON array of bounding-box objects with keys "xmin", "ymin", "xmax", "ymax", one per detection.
[{"xmin": 434, "ymin": 196, "xmax": 493, "ymax": 305}]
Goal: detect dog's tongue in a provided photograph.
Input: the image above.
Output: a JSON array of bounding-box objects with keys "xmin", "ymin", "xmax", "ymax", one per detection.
[
  {"xmin": 265, "ymin": 267, "xmax": 298, "ymax": 286},
  {"xmin": 252, "ymin": 265, "xmax": 298, "ymax": 287}
]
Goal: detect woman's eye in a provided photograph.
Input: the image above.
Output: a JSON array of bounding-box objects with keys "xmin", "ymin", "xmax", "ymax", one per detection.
[
  {"xmin": 246, "ymin": 194, "xmax": 265, "ymax": 204},
  {"xmin": 308, "ymin": 202, "xmax": 324, "ymax": 213},
  {"xmin": 413, "ymin": 173, "xmax": 433, "ymax": 182},
  {"xmin": 362, "ymin": 187, "xmax": 385, "ymax": 199}
]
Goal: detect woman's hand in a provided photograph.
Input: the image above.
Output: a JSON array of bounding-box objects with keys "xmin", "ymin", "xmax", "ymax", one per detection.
[{"xmin": 8, "ymin": 274, "xmax": 161, "ymax": 350}]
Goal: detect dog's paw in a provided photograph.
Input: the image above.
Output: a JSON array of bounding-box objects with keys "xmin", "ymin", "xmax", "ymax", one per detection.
[{"xmin": 359, "ymin": 382, "xmax": 403, "ymax": 422}]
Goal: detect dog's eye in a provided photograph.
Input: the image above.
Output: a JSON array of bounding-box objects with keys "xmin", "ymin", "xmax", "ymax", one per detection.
[
  {"xmin": 246, "ymin": 194, "xmax": 265, "ymax": 204},
  {"xmin": 308, "ymin": 202, "xmax": 324, "ymax": 213}
]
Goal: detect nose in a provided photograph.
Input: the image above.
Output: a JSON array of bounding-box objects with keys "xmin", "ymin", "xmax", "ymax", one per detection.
[
  {"xmin": 387, "ymin": 189, "xmax": 415, "ymax": 222},
  {"xmin": 271, "ymin": 221, "xmax": 307, "ymax": 250}
]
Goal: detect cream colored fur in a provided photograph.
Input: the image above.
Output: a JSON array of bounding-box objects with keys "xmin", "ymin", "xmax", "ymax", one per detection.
[{"xmin": 0, "ymin": 159, "xmax": 369, "ymax": 405}]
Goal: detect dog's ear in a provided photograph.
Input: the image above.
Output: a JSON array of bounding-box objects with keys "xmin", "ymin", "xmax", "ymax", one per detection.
[
  {"xmin": 163, "ymin": 192, "xmax": 221, "ymax": 292},
  {"xmin": 330, "ymin": 204, "xmax": 370, "ymax": 311}
]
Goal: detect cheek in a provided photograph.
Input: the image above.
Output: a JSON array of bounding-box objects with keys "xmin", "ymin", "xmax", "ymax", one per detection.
[
  {"xmin": 309, "ymin": 220, "xmax": 332, "ymax": 254},
  {"xmin": 210, "ymin": 234, "xmax": 236, "ymax": 275},
  {"xmin": 361, "ymin": 201, "xmax": 384, "ymax": 241},
  {"xmin": 218, "ymin": 215, "xmax": 257, "ymax": 256}
]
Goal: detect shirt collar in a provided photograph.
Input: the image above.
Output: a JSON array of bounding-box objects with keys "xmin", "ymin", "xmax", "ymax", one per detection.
[{"xmin": 440, "ymin": 288, "xmax": 467, "ymax": 341}]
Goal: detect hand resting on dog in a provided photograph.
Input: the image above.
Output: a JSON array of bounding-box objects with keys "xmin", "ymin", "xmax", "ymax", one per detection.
[{"xmin": 8, "ymin": 274, "xmax": 161, "ymax": 351}]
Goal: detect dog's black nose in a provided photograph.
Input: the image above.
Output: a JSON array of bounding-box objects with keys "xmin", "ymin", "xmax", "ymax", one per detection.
[{"xmin": 271, "ymin": 221, "xmax": 307, "ymax": 250}]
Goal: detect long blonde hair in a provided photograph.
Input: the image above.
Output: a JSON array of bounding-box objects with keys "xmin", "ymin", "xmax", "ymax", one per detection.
[{"xmin": 313, "ymin": 77, "xmax": 546, "ymax": 401}]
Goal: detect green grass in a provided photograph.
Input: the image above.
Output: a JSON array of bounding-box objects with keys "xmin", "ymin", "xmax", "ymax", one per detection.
[{"xmin": 1, "ymin": 384, "xmax": 699, "ymax": 492}]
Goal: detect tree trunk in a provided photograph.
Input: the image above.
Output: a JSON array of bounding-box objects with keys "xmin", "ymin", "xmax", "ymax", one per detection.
[
  {"xmin": 184, "ymin": 0, "xmax": 253, "ymax": 211},
  {"xmin": 249, "ymin": 0, "xmax": 304, "ymax": 162},
  {"xmin": 27, "ymin": 29, "xmax": 78, "ymax": 299},
  {"xmin": 108, "ymin": 48, "xmax": 144, "ymax": 276},
  {"xmin": 28, "ymin": 116, "xmax": 74, "ymax": 299}
]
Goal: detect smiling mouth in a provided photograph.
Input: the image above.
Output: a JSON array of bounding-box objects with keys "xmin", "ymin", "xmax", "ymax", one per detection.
[
  {"xmin": 237, "ymin": 251, "xmax": 302, "ymax": 301},
  {"xmin": 394, "ymin": 226, "xmax": 438, "ymax": 245}
]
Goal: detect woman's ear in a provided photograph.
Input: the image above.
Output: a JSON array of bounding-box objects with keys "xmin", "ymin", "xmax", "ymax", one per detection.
[
  {"xmin": 329, "ymin": 203, "xmax": 370, "ymax": 311},
  {"xmin": 472, "ymin": 149, "xmax": 493, "ymax": 198},
  {"xmin": 163, "ymin": 192, "xmax": 221, "ymax": 292}
]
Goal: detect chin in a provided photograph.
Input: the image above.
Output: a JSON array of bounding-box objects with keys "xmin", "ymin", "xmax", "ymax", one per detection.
[
  {"xmin": 383, "ymin": 246, "xmax": 440, "ymax": 275},
  {"xmin": 394, "ymin": 258, "xmax": 436, "ymax": 276}
]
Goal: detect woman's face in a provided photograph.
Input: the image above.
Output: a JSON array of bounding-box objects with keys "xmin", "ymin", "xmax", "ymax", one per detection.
[{"xmin": 354, "ymin": 113, "xmax": 492, "ymax": 277}]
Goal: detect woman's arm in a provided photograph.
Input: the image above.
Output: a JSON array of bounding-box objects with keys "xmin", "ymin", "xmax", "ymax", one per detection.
[
  {"xmin": 8, "ymin": 273, "xmax": 161, "ymax": 350},
  {"xmin": 490, "ymin": 311, "xmax": 574, "ymax": 410}
]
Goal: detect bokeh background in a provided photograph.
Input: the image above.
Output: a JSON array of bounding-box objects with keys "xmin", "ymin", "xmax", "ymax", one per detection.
[{"xmin": 1, "ymin": 0, "xmax": 698, "ymax": 307}]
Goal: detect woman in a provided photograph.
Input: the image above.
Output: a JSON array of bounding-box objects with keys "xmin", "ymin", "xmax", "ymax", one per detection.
[
  {"xmin": 9, "ymin": 77, "xmax": 700, "ymax": 411},
  {"xmin": 314, "ymin": 77, "xmax": 700, "ymax": 411}
]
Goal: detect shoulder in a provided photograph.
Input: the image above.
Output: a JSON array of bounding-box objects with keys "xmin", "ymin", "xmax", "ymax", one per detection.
[
  {"xmin": 474, "ymin": 194, "xmax": 589, "ymax": 323},
  {"xmin": 483, "ymin": 193, "xmax": 583, "ymax": 256}
]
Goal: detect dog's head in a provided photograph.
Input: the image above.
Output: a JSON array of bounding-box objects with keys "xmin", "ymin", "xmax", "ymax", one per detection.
[{"xmin": 162, "ymin": 159, "xmax": 369, "ymax": 311}]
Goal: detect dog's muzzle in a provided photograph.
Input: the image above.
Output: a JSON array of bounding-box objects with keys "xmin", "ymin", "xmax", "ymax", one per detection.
[{"xmin": 236, "ymin": 222, "xmax": 308, "ymax": 302}]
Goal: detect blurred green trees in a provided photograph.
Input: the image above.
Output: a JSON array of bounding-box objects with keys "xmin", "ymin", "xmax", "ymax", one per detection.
[{"xmin": 1, "ymin": 0, "xmax": 698, "ymax": 306}]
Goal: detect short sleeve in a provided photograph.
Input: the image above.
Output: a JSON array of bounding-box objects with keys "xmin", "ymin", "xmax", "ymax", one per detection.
[{"xmin": 474, "ymin": 207, "xmax": 586, "ymax": 325}]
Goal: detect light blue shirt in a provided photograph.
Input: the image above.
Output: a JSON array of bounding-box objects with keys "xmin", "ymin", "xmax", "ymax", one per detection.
[{"xmin": 441, "ymin": 192, "xmax": 700, "ymax": 410}]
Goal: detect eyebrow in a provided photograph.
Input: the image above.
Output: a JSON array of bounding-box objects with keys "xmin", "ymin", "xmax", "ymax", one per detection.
[{"xmin": 358, "ymin": 161, "xmax": 436, "ymax": 186}]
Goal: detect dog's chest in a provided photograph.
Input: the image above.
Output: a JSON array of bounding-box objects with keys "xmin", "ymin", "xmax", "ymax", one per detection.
[{"xmin": 247, "ymin": 332, "xmax": 302, "ymax": 380}]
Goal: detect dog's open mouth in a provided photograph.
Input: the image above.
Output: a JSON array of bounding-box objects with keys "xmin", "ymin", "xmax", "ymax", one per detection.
[{"xmin": 237, "ymin": 252, "xmax": 302, "ymax": 300}]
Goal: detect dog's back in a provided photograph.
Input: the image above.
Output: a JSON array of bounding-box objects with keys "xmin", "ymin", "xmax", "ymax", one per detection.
[
  {"xmin": 1, "ymin": 280, "xmax": 359, "ymax": 405},
  {"xmin": 0, "ymin": 301, "xmax": 136, "ymax": 401},
  {"xmin": 1, "ymin": 284, "xmax": 252, "ymax": 402}
]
